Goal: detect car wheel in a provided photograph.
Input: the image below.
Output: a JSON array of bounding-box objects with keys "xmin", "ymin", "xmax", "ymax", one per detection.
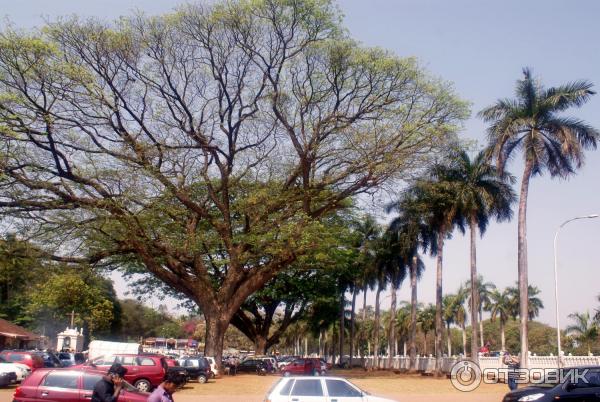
[
  {"xmin": 197, "ymin": 375, "xmax": 207, "ymax": 384},
  {"xmin": 134, "ymin": 379, "xmax": 152, "ymax": 392},
  {"xmin": 283, "ymin": 371, "xmax": 291, "ymax": 377}
]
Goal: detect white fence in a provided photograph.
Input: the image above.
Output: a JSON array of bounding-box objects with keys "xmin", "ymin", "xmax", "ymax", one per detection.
[{"xmin": 347, "ymin": 354, "xmax": 600, "ymax": 374}]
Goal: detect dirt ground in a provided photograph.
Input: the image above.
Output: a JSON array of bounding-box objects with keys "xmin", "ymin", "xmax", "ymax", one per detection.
[{"xmin": 0, "ymin": 370, "xmax": 509, "ymax": 402}]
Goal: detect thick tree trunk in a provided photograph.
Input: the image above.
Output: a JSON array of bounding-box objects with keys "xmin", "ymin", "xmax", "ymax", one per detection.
[
  {"xmin": 423, "ymin": 332, "xmax": 427, "ymax": 355},
  {"xmin": 339, "ymin": 292, "xmax": 345, "ymax": 366},
  {"xmin": 374, "ymin": 282, "xmax": 382, "ymax": 368},
  {"xmin": 388, "ymin": 282, "xmax": 397, "ymax": 369},
  {"xmin": 435, "ymin": 230, "xmax": 445, "ymax": 375},
  {"xmin": 362, "ymin": 283, "xmax": 368, "ymax": 354},
  {"xmin": 255, "ymin": 335, "xmax": 267, "ymax": 356},
  {"xmin": 350, "ymin": 286, "xmax": 357, "ymax": 368},
  {"xmin": 469, "ymin": 216, "xmax": 479, "ymax": 364},
  {"xmin": 461, "ymin": 324, "xmax": 467, "ymax": 356},
  {"xmin": 500, "ymin": 320, "xmax": 506, "ymax": 351},
  {"xmin": 446, "ymin": 323, "xmax": 452, "ymax": 356},
  {"xmin": 409, "ymin": 256, "xmax": 418, "ymax": 372},
  {"xmin": 204, "ymin": 316, "xmax": 228, "ymax": 370},
  {"xmin": 518, "ymin": 159, "xmax": 533, "ymax": 368}
]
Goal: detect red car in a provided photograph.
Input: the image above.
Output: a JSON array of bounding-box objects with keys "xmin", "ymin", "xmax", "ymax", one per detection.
[
  {"xmin": 0, "ymin": 351, "xmax": 44, "ymax": 372},
  {"xmin": 13, "ymin": 368, "xmax": 149, "ymax": 402},
  {"xmin": 75, "ymin": 354, "xmax": 167, "ymax": 392},
  {"xmin": 280, "ymin": 358, "xmax": 325, "ymax": 377}
]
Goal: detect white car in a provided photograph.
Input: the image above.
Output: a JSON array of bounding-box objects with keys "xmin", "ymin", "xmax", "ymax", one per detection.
[
  {"xmin": 264, "ymin": 376, "xmax": 398, "ymax": 402},
  {"xmin": 0, "ymin": 359, "xmax": 30, "ymax": 382}
]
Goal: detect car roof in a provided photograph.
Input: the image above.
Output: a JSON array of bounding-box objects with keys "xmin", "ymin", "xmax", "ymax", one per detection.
[{"xmin": 282, "ymin": 376, "xmax": 351, "ymax": 380}]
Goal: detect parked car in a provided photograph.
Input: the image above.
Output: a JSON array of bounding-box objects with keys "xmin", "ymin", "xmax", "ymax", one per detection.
[
  {"xmin": 277, "ymin": 356, "xmax": 298, "ymax": 370},
  {"xmin": 502, "ymin": 366, "xmax": 600, "ymax": 402},
  {"xmin": 0, "ymin": 351, "xmax": 44, "ymax": 372},
  {"xmin": 265, "ymin": 376, "xmax": 397, "ymax": 402},
  {"xmin": 0, "ymin": 356, "xmax": 30, "ymax": 382},
  {"xmin": 177, "ymin": 356, "xmax": 212, "ymax": 383},
  {"xmin": 0, "ymin": 371, "xmax": 16, "ymax": 388},
  {"xmin": 57, "ymin": 352, "xmax": 85, "ymax": 367},
  {"xmin": 255, "ymin": 357, "xmax": 277, "ymax": 373},
  {"xmin": 236, "ymin": 359, "xmax": 267, "ymax": 375},
  {"xmin": 76, "ymin": 354, "xmax": 167, "ymax": 392},
  {"xmin": 280, "ymin": 358, "xmax": 325, "ymax": 377},
  {"xmin": 13, "ymin": 368, "xmax": 149, "ymax": 402},
  {"xmin": 161, "ymin": 358, "xmax": 187, "ymax": 387},
  {"xmin": 40, "ymin": 351, "xmax": 63, "ymax": 368}
]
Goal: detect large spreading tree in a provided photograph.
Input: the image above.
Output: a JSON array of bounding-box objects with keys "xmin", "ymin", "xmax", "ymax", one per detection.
[{"xmin": 0, "ymin": 0, "xmax": 466, "ymax": 363}]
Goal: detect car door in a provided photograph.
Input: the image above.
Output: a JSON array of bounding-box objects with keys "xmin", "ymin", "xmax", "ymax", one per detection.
[
  {"xmin": 288, "ymin": 378, "xmax": 326, "ymax": 402},
  {"xmin": 239, "ymin": 360, "xmax": 256, "ymax": 373},
  {"xmin": 36, "ymin": 371, "xmax": 82, "ymax": 402},
  {"xmin": 114, "ymin": 356, "xmax": 138, "ymax": 384},
  {"xmin": 323, "ymin": 379, "xmax": 364, "ymax": 402},
  {"xmin": 81, "ymin": 373, "xmax": 103, "ymax": 401},
  {"xmin": 289, "ymin": 360, "xmax": 305, "ymax": 375},
  {"xmin": 561, "ymin": 369, "xmax": 600, "ymax": 402}
]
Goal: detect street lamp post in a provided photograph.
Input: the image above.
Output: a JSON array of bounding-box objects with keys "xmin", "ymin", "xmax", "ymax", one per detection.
[{"xmin": 553, "ymin": 214, "xmax": 599, "ymax": 368}]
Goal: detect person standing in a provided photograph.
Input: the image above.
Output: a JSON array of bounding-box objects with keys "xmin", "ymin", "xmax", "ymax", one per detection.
[
  {"xmin": 503, "ymin": 351, "xmax": 520, "ymax": 391},
  {"xmin": 91, "ymin": 363, "xmax": 128, "ymax": 402},
  {"xmin": 147, "ymin": 371, "xmax": 185, "ymax": 402}
]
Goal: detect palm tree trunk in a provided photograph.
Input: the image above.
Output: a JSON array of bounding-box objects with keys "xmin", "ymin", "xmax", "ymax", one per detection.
[
  {"xmin": 479, "ymin": 308, "xmax": 484, "ymax": 347},
  {"xmin": 362, "ymin": 283, "xmax": 368, "ymax": 353},
  {"xmin": 423, "ymin": 332, "xmax": 427, "ymax": 355},
  {"xmin": 339, "ymin": 292, "xmax": 345, "ymax": 365},
  {"xmin": 435, "ymin": 229, "xmax": 445, "ymax": 375},
  {"xmin": 500, "ymin": 320, "xmax": 506, "ymax": 351},
  {"xmin": 461, "ymin": 324, "xmax": 467, "ymax": 356},
  {"xmin": 518, "ymin": 159, "xmax": 534, "ymax": 368},
  {"xmin": 409, "ymin": 256, "xmax": 418, "ymax": 372},
  {"xmin": 469, "ymin": 215, "xmax": 480, "ymax": 363},
  {"xmin": 446, "ymin": 322, "xmax": 452, "ymax": 356},
  {"xmin": 388, "ymin": 281, "xmax": 398, "ymax": 369},
  {"xmin": 350, "ymin": 285, "xmax": 357, "ymax": 368},
  {"xmin": 374, "ymin": 282, "xmax": 382, "ymax": 368}
]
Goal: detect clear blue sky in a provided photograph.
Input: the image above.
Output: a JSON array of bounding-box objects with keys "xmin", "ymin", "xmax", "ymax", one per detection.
[{"xmin": 2, "ymin": 0, "xmax": 599, "ymax": 329}]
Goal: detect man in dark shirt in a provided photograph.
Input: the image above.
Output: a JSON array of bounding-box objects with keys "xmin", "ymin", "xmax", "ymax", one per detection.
[{"xmin": 91, "ymin": 363, "xmax": 128, "ymax": 402}]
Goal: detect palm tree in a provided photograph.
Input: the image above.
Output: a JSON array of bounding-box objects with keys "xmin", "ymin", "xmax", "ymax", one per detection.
[
  {"xmin": 395, "ymin": 303, "xmax": 412, "ymax": 355},
  {"xmin": 418, "ymin": 304, "xmax": 436, "ymax": 356},
  {"xmin": 453, "ymin": 286, "xmax": 469, "ymax": 356},
  {"xmin": 443, "ymin": 294, "xmax": 457, "ymax": 356},
  {"xmin": 386, "ymin": 196, "xmax": 431, "ymax": 371},
  {"xmin": 403, "ymin": 170, "xmax": 465, "ymax": 374},
  {"xmin": 594, "ymin": 295, "xmax": 600, "ymax": 323},
  {"xmin": 441, "ymin": 149, "xmax": 516, "ymax": 363},
  {"xmin": 479, "ymin": 68, "xmax": 599, "ymax": 366},
  {"xmin": 507, "ymin": 283, "xmax": 544, "ymax": 321},
  {"xmin": 466, "ymin": 276, "xmax": 498, "ymax": 348},
  {"xmin": 352, "ymin": 215, "xmax": 380, "ymax": 366},
  {"xmin": 486, "ymin": 289, "xmax": 512, "ymax": 351},
  {"xmin": 372, "ymin": 236, "xmax": 393, "ymax": 368},
  {"xmin": 566, "ymin": 311, "xmax": 598, "ymax": 355},
  {"xmin": 386, "ymin": 254, "xmax": 407, "ymax": 368}
]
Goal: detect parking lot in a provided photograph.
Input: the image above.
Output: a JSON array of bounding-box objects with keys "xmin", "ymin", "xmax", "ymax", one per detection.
[{"xmin": 1, "ymin": 371, "xmax": 508, "ymax": 402}]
